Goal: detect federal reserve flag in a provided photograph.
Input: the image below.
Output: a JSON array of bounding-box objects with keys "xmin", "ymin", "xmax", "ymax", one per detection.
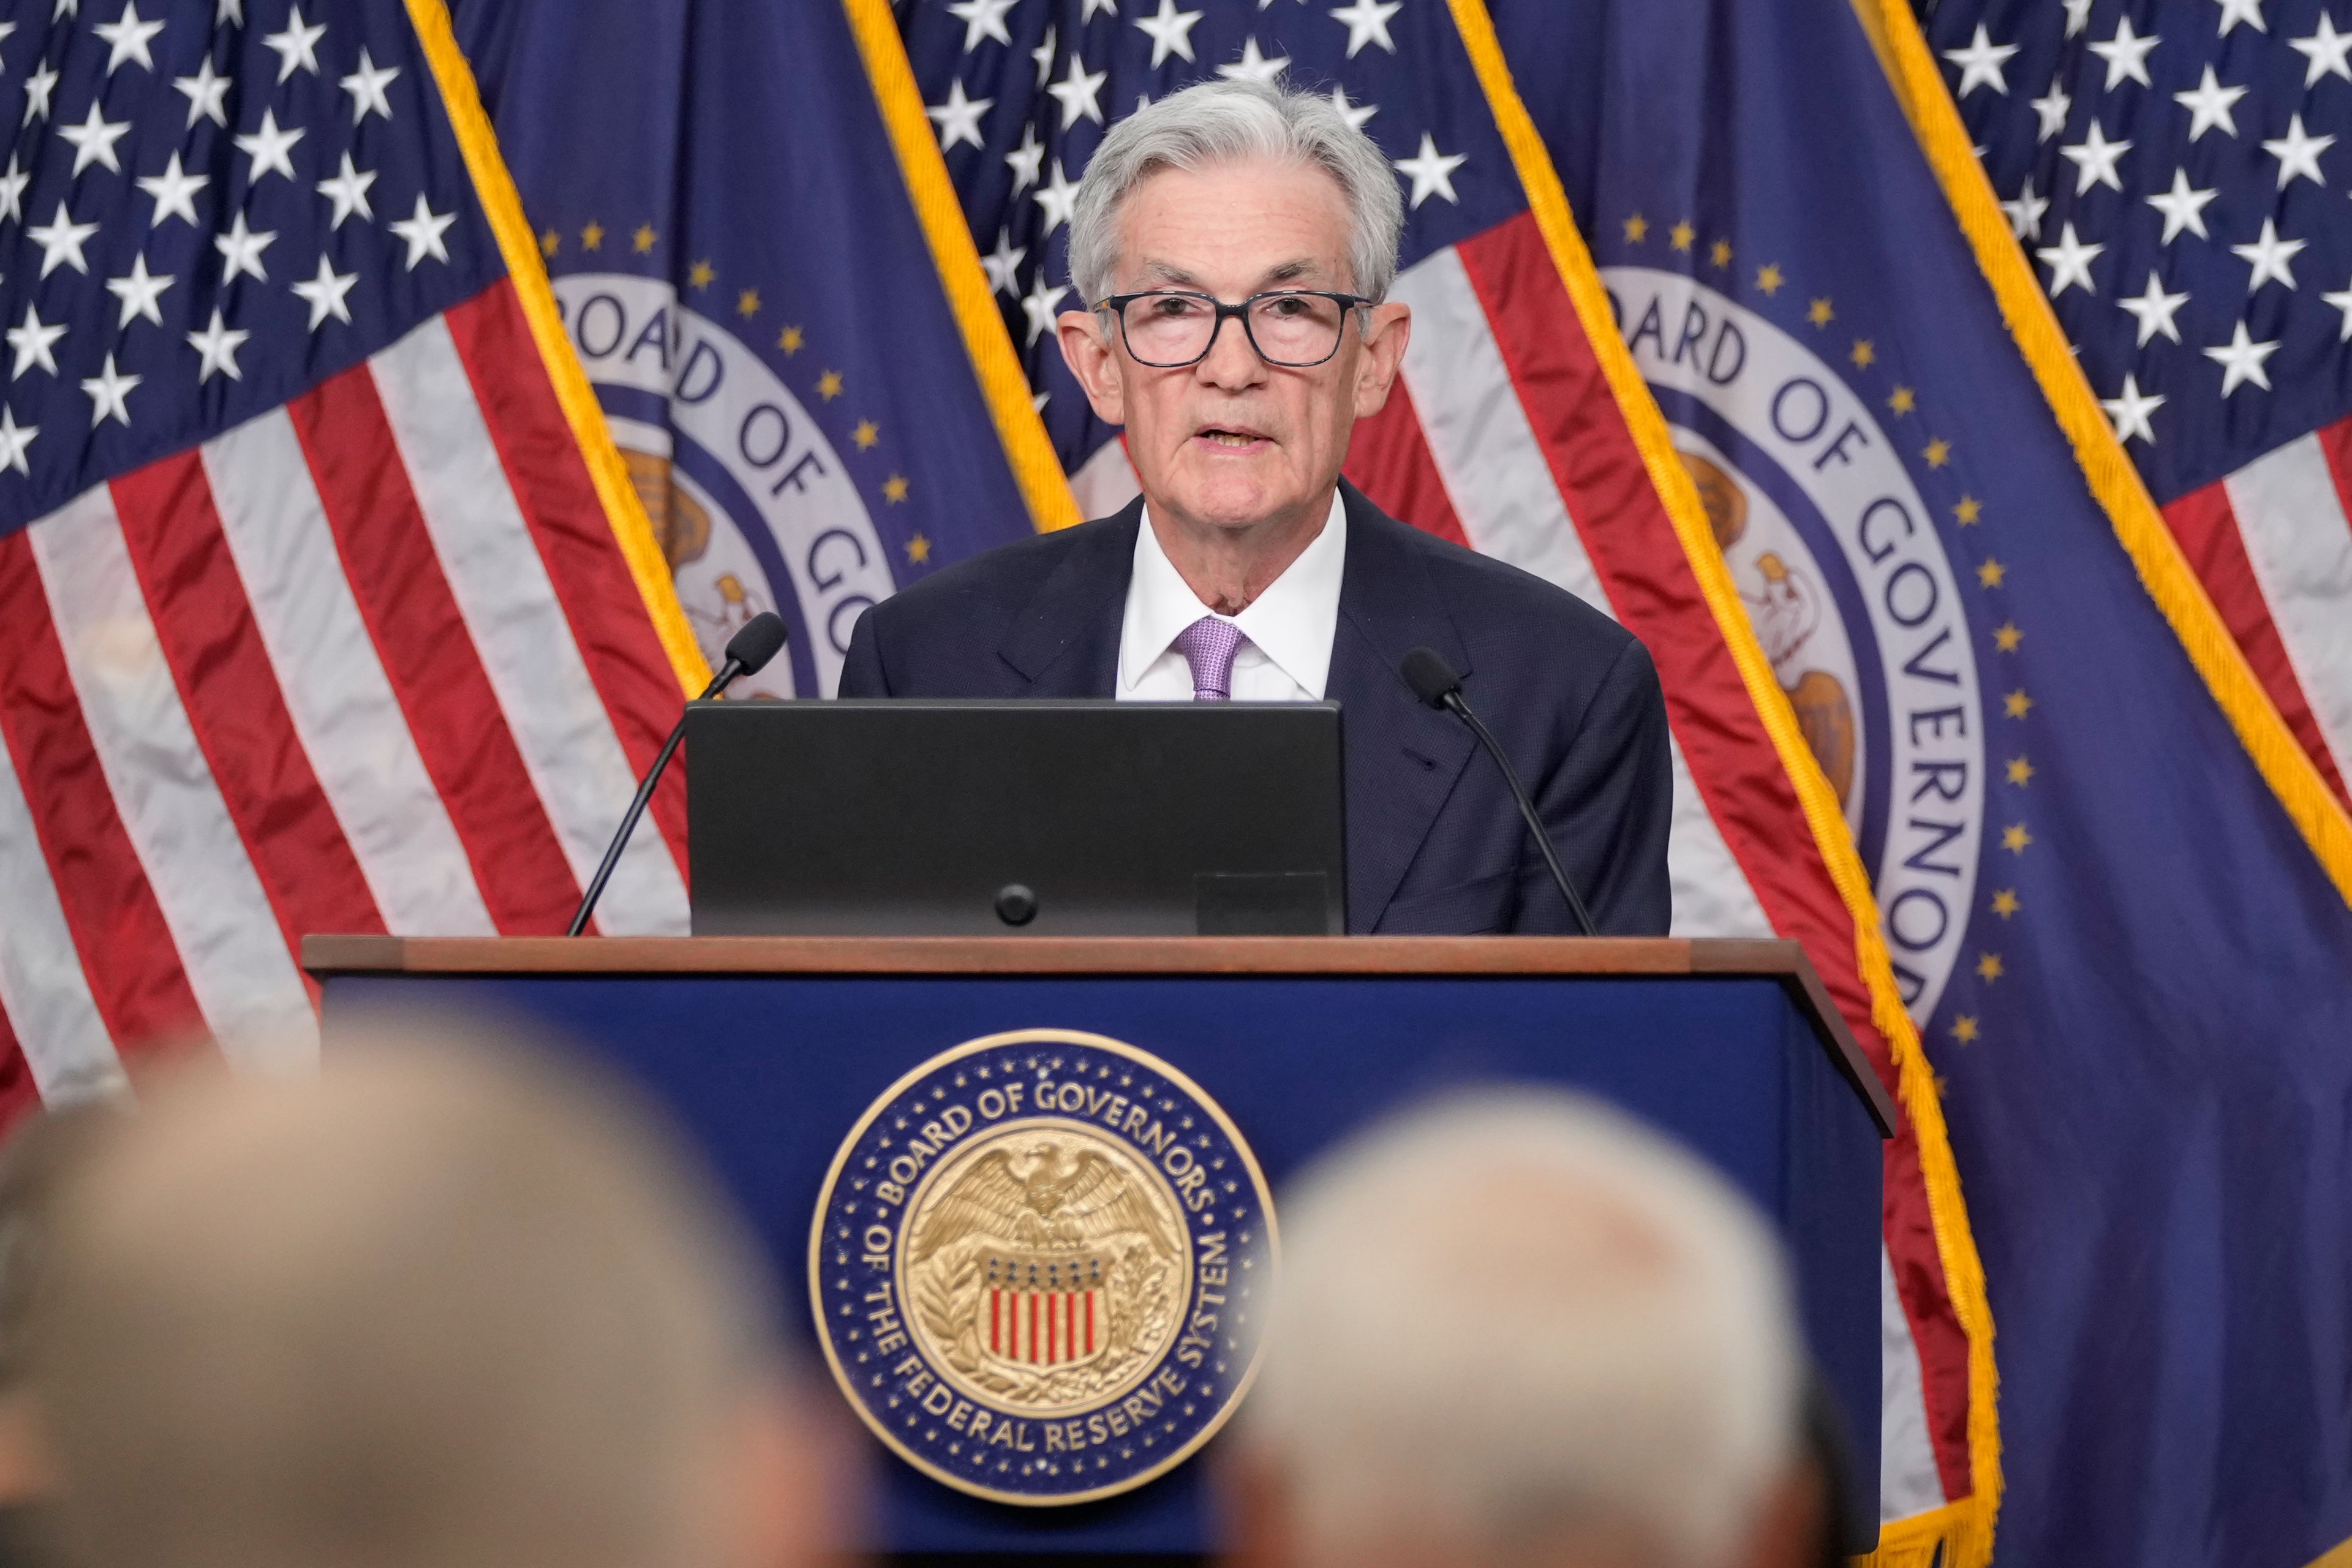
[
  {"xmin": 452, "ymin": 0, "xmax": 1047, "ymax": 700},
  {"xmin": 1493, "ymin": 0, "xmax": 2352, "ymax": 1562},
  {"xmin": 0, "ymin": 0, "xmax": 701, "ymax": 1094}
]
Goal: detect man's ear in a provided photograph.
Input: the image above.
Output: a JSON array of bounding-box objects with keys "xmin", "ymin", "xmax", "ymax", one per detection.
[
  {"xmin": 1057, "ymin": 308, "xmax": 1126, "ymax": 425},
  {"xmin": 1350, "ymin": 300, "xmax": 1411, "ymax": 420}
]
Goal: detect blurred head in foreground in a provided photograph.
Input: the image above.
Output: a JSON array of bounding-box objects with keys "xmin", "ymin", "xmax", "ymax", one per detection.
[
  {"xmin": 28, "ymin": 1022, "xmax": 829, "ymax": 1568},
  {"xmin": 1232, "ymin": 1092, "xmax": 1817, "ymax": 1568}
]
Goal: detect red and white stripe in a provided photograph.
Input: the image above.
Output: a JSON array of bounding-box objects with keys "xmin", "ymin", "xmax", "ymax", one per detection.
[
  {"xmin": 989, "ymin": 1285, "xmax": 1102, "ymax": 1366},
  {"xmin": 0, "ymin": 281, "xmax": 695, "ymax": 1085},
  {"xmin": 2162, "ymin": 419, "xmax": 2352, "ymax": 810}
]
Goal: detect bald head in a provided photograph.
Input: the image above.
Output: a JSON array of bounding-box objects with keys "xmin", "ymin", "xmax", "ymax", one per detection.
[
  {"xmin": 29, "ymin": 1025, "xmax": 821, "ymax": 1568},
  {"xmin": 1235, "ymin": 1093, "xmax": 1811, "ymax": 1568}
]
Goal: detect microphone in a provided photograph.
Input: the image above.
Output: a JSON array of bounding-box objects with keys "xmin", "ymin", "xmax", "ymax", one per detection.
[
  {"xmin": 1401, "ymin": 646, "xmax": 1600, "ymax": 938},
  {"xmin": 567, "ymin": 612, "xmax": 789, "ymax": 937}
]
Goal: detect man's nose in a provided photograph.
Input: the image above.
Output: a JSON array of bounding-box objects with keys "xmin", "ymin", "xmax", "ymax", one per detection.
[{"xmin": 1194, "ymin": 312, "xmax": 1265, "ymax": 392}]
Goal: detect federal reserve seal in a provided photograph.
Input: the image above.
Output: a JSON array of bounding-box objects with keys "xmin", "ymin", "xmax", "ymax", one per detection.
[{"xmin": 810, "ymin": 1030, "xmax": 1276, "ymax": 1506}]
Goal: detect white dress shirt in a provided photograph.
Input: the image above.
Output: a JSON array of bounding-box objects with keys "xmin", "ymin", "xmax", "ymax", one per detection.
[{"xmin": 1115, "ymin": 491, "xmax": 1348, "ymax": 702}]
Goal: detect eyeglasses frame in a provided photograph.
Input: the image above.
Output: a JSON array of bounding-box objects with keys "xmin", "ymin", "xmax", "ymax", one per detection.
[{"xmin": 1093, "ymin": 288, "xmax": 1378, "ymax": 369}]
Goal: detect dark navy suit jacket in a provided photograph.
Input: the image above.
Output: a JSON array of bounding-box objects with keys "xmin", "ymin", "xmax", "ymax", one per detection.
[{"xmin": 837, "ymin": 480, "xmax": 1672, "ymax": 935}]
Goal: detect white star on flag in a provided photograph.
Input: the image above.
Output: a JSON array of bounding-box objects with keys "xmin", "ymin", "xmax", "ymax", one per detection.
[
  {"xmin": 1005, "ymin": 124, "xmax": 1045, "ymax": 194},
  {"xmin": 317, "ymin": 153, "xmax": 377, "ymax": 228},
  {"xmin": 104, "ymin": 253, "xmax": 172, "ymax": 328},
  {"xmin": 81, "ymin": 353, "xmax": 139, "ymax": 427},
  {"xmin": 2290, "ymin": 13, "xmax": 2352, "ymax": 87},
  {"xmin": 2203, "ymin": 320, "xmax": 2279, "ymax": 394},
  {"xmin": 1395, "ymin": 133, "xmax": 1466, "ymax": 208},
  {"xmin": 2116, "ymin": 273, "xmax": 2188, "ymax": 345},
  {"xmin": 388, "ymin": 193, "xmax": 455, "ymax": 269},
  {"xmin": 2261, "ymin": 114, "xmax": 2332, "ymax": 190},
  {"xmin": 28, "ymin": 202, "xmax": 99, "ymax": 277},
  {"xmin": 2173, "ymin": 66, "xmax": 2244, "ymax": 140},
  {"xmin": 1030, "ymin": 26, "xmax": 1057, "ymax": 88},
  {"xmin": 2144, "ymin": 168, "xmax": 2216, "ymax": 243},
  {"xmin": 2100, "ymin": 373, "xmax": 2165, "ymax": 443},
  {"xmin": 262, "ymin": 2, "xmax": 324, "ymax": 81},
  {"xmin": 2038, "ymin": 221, "xmax": 2103, "ymax": 296},
  {"xmin": 1942, "ymin": 24, "xmax": 2018, "ymax": 97},
  {"xmin": 339, "ymin": 47, "xmax": 399, "ymax": 123},
  {"xmin": 2002, "ymin": 176, "xmax": 2048, "ymax": 239},
  {"xmin": 0, "ymin": 156, "xmax": 26, "ymax": 225},
  {"xmin": 0, "ymin": 21, "xmax": 13, "ymax": 72},
  {"xmin": 58, "ymin": 102, "xmax": 133, "ymax": 176},
  {"xmin": 2030, "ymin": 80, "xmax": 2070, "ymax": 141},
  {"xmin": 2060, "ymin": 121, "xmax": 2130, "ymax": 194},
  {"xmin": 235, "ymin": 108, "xmax": 304, "ymax": 184},
  {"xmin": 944, "ymin": 0, "xmax": 1017, "ymax": 53},
  {"xmin": 1021, "ymin": 277, "xmax": 1069, "ymax": 345},
  {"xmin": 137, "ymin": 151, "xmax": 207, "ymax": 228},
  {"xmin": 1047, "ymin": 55, "xmax": 1106, "ymax": 128},
  {"xmin": 94, "ymin": 1, "xmax": 165, "ymax": 74},
  {"xmin": 1033, "ymin": 157, "xmax": 1081, "ymax": 235},
  {"xmin": 2088, "ymin": 18, "xmax": 2159, "ymax": 90},
  {"xmin": 175, "ymin": 55, "xmax": 230, "ymax": 127},
  {"xmin": 1217, "ymin": 37, "xmax": 1290, "ymax": 83},
  {"xmin": 0, "ymin": 407, "xmax": 33, "ymax": 477},
  {"xmin": 2323, "ymin": 276, "xmax": 2352, "ymax": 341},
  {"xmin": 1329, "ymin": 82, "xmax": 1376, "ymax": 132},
  {"xmin": 2231, "ymin": 217, "xmax": 2305, "ymax": 292},
  {"xmin": 6, "ymin": 304, "xmax": 66, "ymax": 379},
  {"xmin": 20, "ymin": 62, "xmax": 57, "ymax": 125},
  {"xmin": 1330, "ymin": 0, "xmax": 1401, "ymax": 57},
  {"xmin": 926, "ymin": 78, "xmax": 993, "ymax": 150},
  {"xmin": 185, "ymin": 307, "xmax": 249, "ymax": 382},
  {"xmin": 2212, "ymin": 0, "xmax": 2267, "ymax": 36},
  {"xmin": 980, "ymin": 230, "xmax": 1024, "ymax": 295},
  {"xmin": 291, "ymin": 256, "xmax": 360, "ymax": 330},
  {"xmin": 2062, "ymin": 0, "xmax": 2093, "ymax": 37},
  {"xmin": 1133, "ymin": 0, "xmax": 1202, "ymax": 66},
  {"xmin": 214, "ymin": 210, "xmax": 276, "ymax": 282}
]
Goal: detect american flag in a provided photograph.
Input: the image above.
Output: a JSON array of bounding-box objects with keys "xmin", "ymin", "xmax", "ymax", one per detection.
[
  {"xmin": 1931, "ymin": 0, "xmax": 2352, "ymax": 810},
  {"xmin": 0, "ymin": 0, "xmax": 698, "ymax": 1102},
  {"xmin": 896, "ymin": 0, "xmax": 1989, "ymax": 1542}
]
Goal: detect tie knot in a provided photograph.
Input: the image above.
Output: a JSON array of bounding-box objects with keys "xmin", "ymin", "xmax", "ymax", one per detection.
[{"xmin": 1173, "ymin": 616, "xmax": 1246, "ymax": 701}]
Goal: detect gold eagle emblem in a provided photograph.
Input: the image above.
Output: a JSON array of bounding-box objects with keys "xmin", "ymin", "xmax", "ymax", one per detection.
[{"xmin": 903, "ymin": 1128, "xmax": 1188, "ymax": 1414}]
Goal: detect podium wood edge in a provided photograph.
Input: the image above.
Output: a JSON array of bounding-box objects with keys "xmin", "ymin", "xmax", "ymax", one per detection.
[{"xmin": 301, "ymin": 934, "xmax": 1893, "ymax": 1134}]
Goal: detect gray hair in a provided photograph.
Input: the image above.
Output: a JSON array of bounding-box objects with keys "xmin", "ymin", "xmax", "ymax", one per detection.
[
  {"xmin": 1243, "ymin": 1091, "xmax": 1804, "ymax": 1568},
  {"xmin": 30, "ymin": 1023, "xmax": 794, "ymax": 1568},
  {"xmin": 1068, "ymin": 77, "xmax": 1405, "ymax": 307}
]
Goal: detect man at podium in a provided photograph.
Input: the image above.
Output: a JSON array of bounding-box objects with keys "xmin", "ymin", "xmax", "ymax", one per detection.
[{"xmin": 840, "ymin": 79, "xmax": 1672, "ymax": 937}]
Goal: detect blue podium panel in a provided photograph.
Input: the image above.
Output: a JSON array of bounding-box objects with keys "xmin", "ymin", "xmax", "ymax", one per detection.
[{"xmin": 318, "ymin": 954, "xmax": 1882, "ymax": 1555}]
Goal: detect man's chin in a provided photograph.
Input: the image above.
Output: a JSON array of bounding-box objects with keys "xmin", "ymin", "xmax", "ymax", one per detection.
[{"xmin": 1154, "ymin": 469, "xmax": 1315, "ymax": 533}]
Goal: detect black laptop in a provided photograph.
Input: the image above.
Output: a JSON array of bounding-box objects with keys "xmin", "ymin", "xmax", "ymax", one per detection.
[{"xmin": 685, "ymin": 700, "xmax": 1346, "ymax": 936}]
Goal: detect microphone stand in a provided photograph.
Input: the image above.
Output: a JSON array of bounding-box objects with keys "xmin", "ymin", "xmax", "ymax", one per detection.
[{"xmin": 568, "ymin": 614, "xmax": 788, "ymax": 937}]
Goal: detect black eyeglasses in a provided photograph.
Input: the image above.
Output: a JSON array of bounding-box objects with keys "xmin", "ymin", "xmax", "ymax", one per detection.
[{"xmin": 1096, "ymin": 289, "xmax": 1374, "ymax": 369}]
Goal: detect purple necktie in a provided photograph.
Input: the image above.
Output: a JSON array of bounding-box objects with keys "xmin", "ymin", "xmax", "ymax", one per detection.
[{"xmin": 1173, "ymin": 616, "xmax": 1246, "ymax": 701}]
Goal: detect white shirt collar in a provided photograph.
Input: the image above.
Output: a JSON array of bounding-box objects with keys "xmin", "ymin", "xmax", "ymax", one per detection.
[{"xmin": 1120, "ymin": 490, "xmax": 1348, "ymax": 698}]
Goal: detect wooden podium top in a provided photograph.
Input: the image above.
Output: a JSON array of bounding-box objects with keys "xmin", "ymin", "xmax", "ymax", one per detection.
[{"xmin": 303, "ymin": 935, "xmax": 1894, "ymax": 1133}]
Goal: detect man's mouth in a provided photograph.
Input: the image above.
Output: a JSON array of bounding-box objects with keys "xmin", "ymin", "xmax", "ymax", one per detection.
[{"xmin": 1194, "ymin": 424, "xmax": 1270, "ymax": 450}]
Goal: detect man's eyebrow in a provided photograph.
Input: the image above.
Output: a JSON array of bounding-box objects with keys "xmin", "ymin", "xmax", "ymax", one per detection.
[
  {"xmin": 1128, "ymin": 258, "xmax": 1333, "ymax": 292},
  {"xmin": 1259, "ymin": 259, "xmax": 1322, "ymax": 285}
]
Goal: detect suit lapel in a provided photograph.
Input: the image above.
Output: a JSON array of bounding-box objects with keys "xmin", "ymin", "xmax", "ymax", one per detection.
[
  {"xmin": 1327, "ymin": 481, "xmax": 1477, "ymax": 932},
  {"xmin": 998, "ymin": 500, "xmax": 1139, "ymax": 698}
]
